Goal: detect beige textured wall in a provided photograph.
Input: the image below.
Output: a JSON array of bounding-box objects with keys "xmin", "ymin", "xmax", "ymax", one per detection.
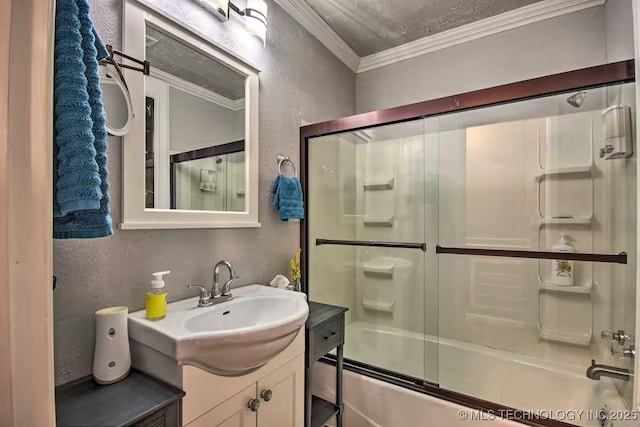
[
  {"xmin": 355, "ymin": 6, "xmax": 611, "ymax": 113},
  {"xmin": 53, "ymin": 0, "xmax": 355, "ymax": 385}
]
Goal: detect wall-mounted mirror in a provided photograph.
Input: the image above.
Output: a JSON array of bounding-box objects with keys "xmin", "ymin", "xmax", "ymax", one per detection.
[{"xmin": 122, "ymin": 0, "xmax": 259, "ymax": 229}]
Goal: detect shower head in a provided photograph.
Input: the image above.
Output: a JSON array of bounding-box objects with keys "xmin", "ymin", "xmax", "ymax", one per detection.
[{"xmin": 567, "ymin": 91, "xmax": 587, "ymax": 108}]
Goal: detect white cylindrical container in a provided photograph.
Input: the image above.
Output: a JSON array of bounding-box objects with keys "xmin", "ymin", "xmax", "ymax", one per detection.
[{"xmin": 93, "ymin": 306, "xmax": 131, "ymax": 384}]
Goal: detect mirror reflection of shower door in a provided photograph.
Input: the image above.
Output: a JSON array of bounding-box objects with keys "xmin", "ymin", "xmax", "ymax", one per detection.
[
  {"xmin": 169, "ymin": 141, "xmax": 244, "ymax": 211},
  {"xmin": 307, "ymin": 118, "xmax": 438, "ymax": 385}
]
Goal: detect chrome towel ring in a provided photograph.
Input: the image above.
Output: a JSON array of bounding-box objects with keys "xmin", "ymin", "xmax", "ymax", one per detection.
[
  {"xmin": 99, "ymin": 45, "xmax": 150, "ymax": 137},
  {"xmin": 99, "ymin": 63, "xmax": 134, "ymax": 136},
  {"xmin": 277, "ymin": 154, "xmax": 297, "ymax": 177}
]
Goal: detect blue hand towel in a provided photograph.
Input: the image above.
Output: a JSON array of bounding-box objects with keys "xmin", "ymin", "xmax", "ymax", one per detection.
[
  {"xmin": 271, "ymin": 175, "xmax": 304, "ymax": 221},
  {"xmin": 53, "ymin": 0, "xmax": 113, "ymax": 239},
  {"xmin": 53, "ymin": 0, "xmax": 101, "ymax": 215}
]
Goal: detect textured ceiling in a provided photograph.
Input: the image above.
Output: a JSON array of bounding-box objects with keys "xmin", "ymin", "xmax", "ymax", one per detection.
[
  {"xmin": 305, "ymin": 0, "xmax": 546, "ymax": 57},
  {"xmin": 146, "ymin": 26, "xmax": 246, "ymax": 100}
]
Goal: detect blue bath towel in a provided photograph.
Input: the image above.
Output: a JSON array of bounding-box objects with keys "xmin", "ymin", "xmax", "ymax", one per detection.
[
  {"xmin": 53, "ymin": 0, "xmax": 113, "ymax": 239},
  {"xmin": 271, "ymin": 175, "xmax": 304, "ymax": 221}
]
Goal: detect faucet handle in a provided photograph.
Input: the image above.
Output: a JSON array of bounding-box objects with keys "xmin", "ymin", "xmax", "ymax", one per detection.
[
  {"xmin": 221, "ymin": 278, "xmax": 235, "ymax": 296},
  {"xmin": 188, "ymin": 285, "xmax": 212, "ymax": 306},
  {"xmin": 188, "ymin": 284, "xmax": 211, "ymax": 296},
  {"xmin": 611, "ymin": 344, "xmax": 635, "ymax": 359},
  {"xmin": 602, "ymin": 329, "xmax": 632, "ymax": 346}
]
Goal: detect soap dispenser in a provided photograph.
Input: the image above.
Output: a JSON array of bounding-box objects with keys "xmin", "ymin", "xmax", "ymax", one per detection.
[
  {"xmin": 146, "ymin": 271, "xmax": 169, "ymax": 320},
  {"xmin": 551, "ymin": 235, "xmax": 574, "ymax": 286}
]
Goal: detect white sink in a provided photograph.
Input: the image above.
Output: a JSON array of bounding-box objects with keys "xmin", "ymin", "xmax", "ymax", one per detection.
[{"xmin": 129, "ymin": 285, "xmax": 308, "ymax": 376}]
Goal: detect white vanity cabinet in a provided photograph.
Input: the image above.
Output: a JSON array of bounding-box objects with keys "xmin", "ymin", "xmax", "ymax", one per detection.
[
  {"xmin": 181, "ymin": 329, "xmax": 305, "ymax": 427},
  {"xmin": 255, "ymin": 355, "xmax": 304, "ymax": 427},
  {"xmin": 184, "ymin": 383, "xmax": 256, "ymax": 427},
  {"xmin": 185, "ymin": 354, "xmax": 304, "ymax": 427}
]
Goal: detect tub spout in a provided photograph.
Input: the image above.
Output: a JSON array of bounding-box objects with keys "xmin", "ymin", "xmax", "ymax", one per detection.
[{"xmin": 586, "ymin": 359, "xmax": 632, "ymax": 381}]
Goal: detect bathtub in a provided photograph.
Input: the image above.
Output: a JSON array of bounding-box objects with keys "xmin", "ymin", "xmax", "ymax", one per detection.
[{"xmin": 313, "ymin": 321, "xmax": 633, "ymax": 427}]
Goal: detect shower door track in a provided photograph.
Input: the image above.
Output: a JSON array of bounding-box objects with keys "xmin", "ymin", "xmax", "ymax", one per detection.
[{"xmin": 319, "ymin": 355, "xmax": 577, "ymax": 427}]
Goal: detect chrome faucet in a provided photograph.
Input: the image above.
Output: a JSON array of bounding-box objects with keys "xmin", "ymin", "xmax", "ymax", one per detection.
[
  {"xmin": 187, "ymin": 260, "xmax": 238, "ymax": 307},
  {"xmin": 213, "ymin": 260, "xmax": 238, "ymax": 300},
  {"xmin": 586, "ymin": 360, "xmax": 633, "ymax": 381}
]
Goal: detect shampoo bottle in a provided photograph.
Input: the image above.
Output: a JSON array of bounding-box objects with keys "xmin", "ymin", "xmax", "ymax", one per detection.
[
  {"xmin": 146, "ymin": 271, "xmax": 169, "ymax": 320},
  {"xmin": 551, "ymin": 235, "xmax": 574, "ymax": 286}
]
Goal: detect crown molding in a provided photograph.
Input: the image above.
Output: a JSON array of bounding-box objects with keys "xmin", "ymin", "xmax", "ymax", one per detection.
[
  {"xmin": 273, "ymin": 0, "xmax": 360, "ymax": 72},
  {"xmin": 151, "ymin": 68, "xmax": 245, "ymax": 111},
  {"xmin": 358, "ymin": 0, "xmax": 605, "ymax": 73},
  {"xmin": 273, "ymin": 0, "xmax": 604, "ymax": 74}
]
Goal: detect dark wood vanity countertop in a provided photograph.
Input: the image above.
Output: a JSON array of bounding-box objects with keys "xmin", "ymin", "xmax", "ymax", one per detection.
[
  {"xmin": 55, "ymin": 369, "xmax": 185, "ymax": 427},
  {"xmin": 306, "ymin": 301, "xmax": 348, "ymax": 330}
]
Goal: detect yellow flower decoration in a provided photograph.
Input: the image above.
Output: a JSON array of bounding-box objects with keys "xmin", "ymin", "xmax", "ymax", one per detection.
[{"xmin": 289, "ymin": 249, "xmax": 301, "ymax": 281}]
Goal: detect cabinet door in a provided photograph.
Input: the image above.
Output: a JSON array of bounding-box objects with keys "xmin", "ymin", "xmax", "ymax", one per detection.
[
  {"xmin": 256, "ymin": 354, "xmax": 304, "ymax": 427},
  {"xmin": 186, "ymin": 383, "xmax": 257, "ymax": 427}
]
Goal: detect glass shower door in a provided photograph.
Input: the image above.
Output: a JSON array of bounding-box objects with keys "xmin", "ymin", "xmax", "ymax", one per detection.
[
  {"xmin": 307, "ymin": 118, "xmax": 438, "ymax": 384},
  {"xmin": 434, "ymin": 82, "xmax": 637, "ymax": 423}
]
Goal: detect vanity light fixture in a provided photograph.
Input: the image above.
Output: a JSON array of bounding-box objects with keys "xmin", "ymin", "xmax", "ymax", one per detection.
[
  {"xmin": 192, "ymin": 0, "xmax": 230, "ymax": 22},
  {"xmin": 192, "ymin": 0, "xmax": 268, "ymax": 45},
  {"xmin": 235, "ymin": 0, "xmax": 268, "ymax": 45}
]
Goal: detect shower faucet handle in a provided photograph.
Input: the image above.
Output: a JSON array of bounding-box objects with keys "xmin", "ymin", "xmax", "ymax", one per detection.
[
  {"xmin": 611, "ymin": 344, "xmax": 635, "ymax": 359},
  {"xmin": 601, "ymin": 329, "xmax": 631, "ymax": 346}
]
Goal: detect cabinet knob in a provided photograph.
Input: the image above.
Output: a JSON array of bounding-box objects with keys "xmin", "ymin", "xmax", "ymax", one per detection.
[
  {"xmin": 323, "ymin": 332, "xmax": 337, "ymax": 341},
  {"xmin": 260, "ymin": 389, "xmax": 273, "ymax": 402},
  {"xmin": 248, "ymin": 398, "xmax": 260, "ymax": 412}
]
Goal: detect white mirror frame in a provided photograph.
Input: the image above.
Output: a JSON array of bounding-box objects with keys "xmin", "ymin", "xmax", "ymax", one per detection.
[{"xmin": 121, "ymin": 0, "xmax": 260, "ymax": 229}]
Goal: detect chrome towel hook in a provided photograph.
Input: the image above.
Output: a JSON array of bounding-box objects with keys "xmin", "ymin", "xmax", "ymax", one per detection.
[{"xmin": 277, "ymin": 154, "xmax": 297, "ymax": 177}]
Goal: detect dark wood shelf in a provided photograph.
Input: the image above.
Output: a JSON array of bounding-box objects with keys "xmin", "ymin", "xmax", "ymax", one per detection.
[
  {"xmin": 311, "ymin": 395, "xmax": 339, "ymax": 427},
  {"xmin": 306, "ymin": 301, "xmax": 348, "ymax": 330},
  {"xmin": 55, "ymin": 369, "xmax": 184, "ymax": 427},
  {"xmin": 306, "ymin": 301, "xmax": 347, "ymax": 427}
]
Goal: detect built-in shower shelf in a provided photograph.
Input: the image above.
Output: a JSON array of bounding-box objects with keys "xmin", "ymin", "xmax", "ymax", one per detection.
[
  {"xmin": 363, "ymin": 177, "xmax": 394, "ymax": 191},
  {"xmin": 537, "ymin": 216, "xmax": 592, "ymax": 226},
  {"xmin": 363, "ymin": 215, "xmax": 394, "ymax": 227},
  {"xmin": 362, "ymin": 260, "xmax": 394, "ymax": 277},
  {"xmin": 538, "ymin": 289, "xmax": 592, "ymax": 346},
  {"xmin": 363, "ymin": 298, "xmax": 394, "ymax": 313},
  {"xmin": 534, "ymin": 165, "xmax": 592, "ymax": 181},
  {"xmin": 538, "ymin": 328, "xmax": 591, "ymax": 346},
  {"xmin": 539, "ymin": 281, "xmax": 592, "ymax": 294}
]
